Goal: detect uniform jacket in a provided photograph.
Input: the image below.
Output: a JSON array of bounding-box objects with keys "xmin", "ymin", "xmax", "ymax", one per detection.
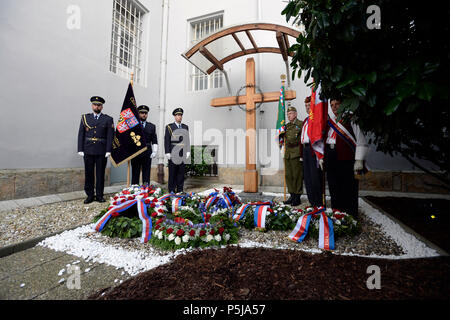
[
  {"xmin": 141, "ymin": 121, "xmax": 158, "ymax": 154},
  {"xmin": 78, "ymin": 113, "xmax": 114, "ymax": 155},
  {"xmin": 284, "ymin": 118, "xmax": 303, "ymax": 160},
  {"xmin": 164, "ymin": 122, "xmax": 190, "ymax": 156}
]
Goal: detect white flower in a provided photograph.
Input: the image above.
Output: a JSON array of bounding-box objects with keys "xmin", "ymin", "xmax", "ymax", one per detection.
[
  {"xmin": 206, "ymin": 235, "xmax": 213, "ymax": 242},
  {"xmin": 158, "ymin": 232, "xmax": 163, "ymax": 240},
  {"xmin": 182, "ymin": 234, "xmax": 190, "ymax": 243},
  {"xmin": 168, "ymin": 234, "xmax": 175, "ymax": 241},
  {"xmin": 224, "ymin": 234, "xmax": 230, "ymax": 241},
  {"xmin": 214, "ymin": 235, "xmax": 221, "ymax": 242},
  {"xmin": 334, "ymin": 219, "xmax": 341, "ymax": 225},
  {"xmin": 175, "ymin": 236, "xmax": 181, "ymax": 245}
]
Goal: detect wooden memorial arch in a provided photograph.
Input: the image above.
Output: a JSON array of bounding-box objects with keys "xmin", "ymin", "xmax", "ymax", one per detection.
[{"xmin": 182, "ymin": 23, "xmax": 302, "ymax": 193}]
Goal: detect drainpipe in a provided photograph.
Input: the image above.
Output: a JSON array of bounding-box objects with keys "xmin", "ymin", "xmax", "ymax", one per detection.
[{"xmin": 157, "ymin": 0, "xmax": 170, "ymax": 184}]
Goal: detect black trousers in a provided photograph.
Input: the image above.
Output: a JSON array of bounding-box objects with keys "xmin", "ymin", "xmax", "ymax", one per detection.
[
  {"xmin": 168, "ymin": 160, "xmax": 185, "ymax": 193},
  {"xmin": 303, "ymin": 143, "xmax": 324, "ymax": 207},
  {"xmin": 131, "ymin": 152, "xmax": 152, "ymax": 185},
  {"xmin": 324, "ymin": 145, "xmax": 359, "ymax": 217},
  {"xmin": 84, "ymin": 154, "xmax": 107, "ymax": 198}
]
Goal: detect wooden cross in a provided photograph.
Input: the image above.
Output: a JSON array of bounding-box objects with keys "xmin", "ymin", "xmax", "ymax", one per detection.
[{"xmin": 210, "ymin": 58, "xmax": 296, "ymax": 192}]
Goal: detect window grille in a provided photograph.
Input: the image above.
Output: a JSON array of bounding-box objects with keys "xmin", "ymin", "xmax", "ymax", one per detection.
[
  {"xmin": 110, "ymin": 0, "xmax": 146, "ymax": 85},
  {"xmin": 189, "ymin": 14, "xmax": 224, "ymax": 91}
]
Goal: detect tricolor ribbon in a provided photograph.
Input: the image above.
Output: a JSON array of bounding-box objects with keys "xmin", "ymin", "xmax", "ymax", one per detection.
[
  {"xmin": 136, "ymin": 198, "xmax": 152, "ymax": 243},
  {"xmin": 288, "ymin": 206, "xmax": 335, "ymax": 250},
  {"xmin": 233, "ymin": 203, "xmax": 252, "ymax": 221},
  {"xmin": 172, "ymin": 197, "xmax": 184, "ymax": 213},
  {"xmin": 220, "ymin": 193, "xmax": 233, "ymax": 209},
  {"xmin": 327, "ymin": 118, "xmax": 356, "ymax": 152},
  {"xmin": 205, "ymin": 194, "xmax": 218, "ymax": 210},
  {"xmin": 93, "ymin": 198, "xmax": 153, "ymax": 243},
  {"xmin": 253, "ymin": 204, "xmax": 270, "ymax": 229},
  {"xmin": 158, "ymin": 193, "xmax": 173, "ymax": 203}
]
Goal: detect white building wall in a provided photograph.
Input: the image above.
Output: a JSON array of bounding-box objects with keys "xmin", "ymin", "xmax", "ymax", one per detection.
[{"xmin": 0, "ymin": 0, "xmax": 162, "ymax": 170}]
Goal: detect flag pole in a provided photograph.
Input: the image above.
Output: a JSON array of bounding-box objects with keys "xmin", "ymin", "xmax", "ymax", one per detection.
[
  {"xmin": 127, "ymin": 72, "xmax": 134, "ymax": 187},
  {"xmin": 281, "ymin": 75, "xmax": 287, "ymax": 201}
]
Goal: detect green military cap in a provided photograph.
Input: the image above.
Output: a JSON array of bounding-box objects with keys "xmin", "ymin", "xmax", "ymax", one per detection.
[
  {"xmin": 90, "ymin": 96, "xmax": 105, "ymax": 105},
  {"xmin": 172, "ymin": 107, "xmax": 184, "ymax": 116},
  {"xmin": 287, "ymin": 106, "xmax": 297, "ymax": 112}
]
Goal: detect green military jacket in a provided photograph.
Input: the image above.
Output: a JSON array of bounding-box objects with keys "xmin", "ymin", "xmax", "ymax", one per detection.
[{"xmin": 284, "ymin": 118, "xmax": 303, "ymax": 159}]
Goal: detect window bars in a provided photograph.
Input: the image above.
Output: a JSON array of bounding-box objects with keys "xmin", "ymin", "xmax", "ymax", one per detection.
[
  {"xmin": 110, "ymin": 0, "xmax": 146, "ymax": 85},
  {"xmin": 190, "ymin": 15, "xmax": 224, "ymax": 91}
]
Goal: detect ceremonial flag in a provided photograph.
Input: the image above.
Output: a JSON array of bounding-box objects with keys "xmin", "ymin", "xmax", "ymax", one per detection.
[
  {"xmin": 275, "ymin": 84, "xmax": 286, "ymax": 149},
  {"xmin": 307, "ymin": 82, "xmax": 328, "ymax": 162},
  {"xmin": 110, "ymin": 83, "xmax": 147, "ymax": 167}
]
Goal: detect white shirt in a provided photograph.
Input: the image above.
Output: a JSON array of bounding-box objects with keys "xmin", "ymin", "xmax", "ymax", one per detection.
[
  {"xmin": 93, "ymin": 112, "xmax": 102, "ymax": 120},
  {"xmin": 300, "ymin": 117, "xmax": 310, "ymax": 144}
]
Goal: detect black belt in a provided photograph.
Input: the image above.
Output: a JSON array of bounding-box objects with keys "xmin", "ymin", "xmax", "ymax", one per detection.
[
  {"xmin": 86, "ymin": 138, "xmax": 105, "ymax": 142},
  {"xmin": 303, "ymin": 143, "xmax": 310, "ymax": 147}
]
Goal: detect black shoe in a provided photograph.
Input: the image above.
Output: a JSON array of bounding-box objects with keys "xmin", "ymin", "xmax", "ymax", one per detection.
[
  {"xmin": 84, "ymin": 197, "xmax": 94, "ymax": 204},
  {"xmin": 283, "ymin": 194, "xmax": 294, "ymax": 205},
  {"xmin": 96, "ymin": 196, "xmax": 106, "ymax": 203},
  {"xmin": 291, "ymin": 194, "xmax": 301, "ymax": 206}
]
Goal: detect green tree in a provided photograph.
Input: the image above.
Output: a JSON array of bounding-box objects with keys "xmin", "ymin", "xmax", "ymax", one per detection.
[{"xmin": 282, "ymin": 0, "xmax": 449, "ymax": 186}]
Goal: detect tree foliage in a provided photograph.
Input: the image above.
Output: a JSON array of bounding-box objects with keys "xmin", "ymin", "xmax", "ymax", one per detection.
[{"xmin": 282, "ymin": 0, "xmax": 449, "ymax": 185}]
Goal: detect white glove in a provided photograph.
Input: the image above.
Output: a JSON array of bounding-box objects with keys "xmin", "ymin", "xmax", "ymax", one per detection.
[
  {"xmin": 151, "ymin": 144, "xmax": 158, "ymax": 158},
  {"xmin": 105, "ymin": 152, "xmax": 111, "ymax": 158},
  {"xmin": 165, "ymin": 153, "xmax": 171, "ymax": 160},
  {"xmin": 78, "ymin": 152, "xmax": 84, "ymax": 156},
  {"xmin": 186, "ymin": 152, "xmax": 190, "ymax": 159},
  {"xmin": 319, "ymin": 159, "xmax": 324, "ymax": 170},
  {"xmin": 354, "ymin": 159, "xmax": 364, "ymax": 174},
  {"xmin": 300, "ymin": 157, "xmax": 303, "ymax": 162}
]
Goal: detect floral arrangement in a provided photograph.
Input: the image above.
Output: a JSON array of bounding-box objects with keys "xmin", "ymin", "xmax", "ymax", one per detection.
[
  {"xmin": 236, "ymin": 201, "xmax": 303, "ymax": 232},
  {"xmin": 306, "ymin": 207, "xmax": 360, "ymax": 239},
  {"xmin": 92, "ymin": 185, "xmax": 240, "ymax": 250},
  {"xmin": 92, "ymin": 186, "xmax": 360, "ymax": 251}
]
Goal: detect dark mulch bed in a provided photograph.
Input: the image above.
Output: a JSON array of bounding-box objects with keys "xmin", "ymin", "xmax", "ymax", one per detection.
[
  {"xmin": 365, "ymin": 196, "xmax": 450, "ymax": 252},
  {"xmin": 90, "ymin": 247, "xmax": 449, "ymax": 300}
]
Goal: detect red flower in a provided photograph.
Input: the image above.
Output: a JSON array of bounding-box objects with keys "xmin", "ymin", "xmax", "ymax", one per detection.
[
  {"xmin": 144, "ymin": 199, "xmax": 151, "ymax": 204},
  {"xmin": 108, "ymin": 206, "xmax": 114, "ymax": 211},
  {"xmin": 218, "ymin": 227, "xmax": 225, "ymax": 235},
  {"xmin": 123, "ymin": 190, "xmax": 130, "ymax": 195},
  {"xmin": 111, "ymin": 212, "xmax": 119, "ymax": 217},
  {"xmin": 151, "ymin": 212, "xmax": 157, "ymax": 218},
  {"xmin": 155, "ymin": 224, "xmax": 161, "ymax": 230},
  {"xmin": 150, "ymin": 203, "xmax": 156, "ymax": 208},
  {"xmin": 113, "ymin": 196, "xmax": 118, "ymax": 200},
  {"xmin": 176, "ymin": 229, "xmax": 185, "ymax": 236},
  {"xmin": 189, "ymin": 230, "xmax": 195, "ymax": 236},
  {"xmin": 156, "ymin": 218, "xmax": 164, "ymax": 225},
  {"xmin": 166, "ymin": 228, "xmax": 173, "ymax": 234},
  {"xmin": 206, "ymin": 214, "xmax": 211, "ymax": 221},
  {"xmin": 209, "ymin": 229, "xmax": 215, "ymax": 235},
  {"xmin": 158, "ymin": 208, "xmax": 164, "ymax": 214},
  {"xmin": 199, "ymin": 230, "xmax": 206, "ymax": 237},
  {"xmin": 127, "ymin": 196, "xmax": 134, "ymax": 200}
]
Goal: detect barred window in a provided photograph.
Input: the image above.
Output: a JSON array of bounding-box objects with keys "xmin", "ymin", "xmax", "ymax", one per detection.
[
  {"xmin": 189, "ymin": 14, "xmax": 224, "ymax": 91},
  {"xmin": 110, "ymin": 0, "xmax": 147, "ymax": 85}
]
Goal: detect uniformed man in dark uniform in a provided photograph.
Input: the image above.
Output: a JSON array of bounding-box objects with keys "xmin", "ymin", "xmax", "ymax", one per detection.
[
  {"xmin": 131, "ymin": 105, "xmax": 158, "ymax": 185},
  {"xmin": 164, "ymin": 108, "xmax": 190, "ymax": 193},
  {"xmin": 283, "ymin": 105, "xmax": 304, "ymax": 206},
  {"xmin": 77, "ymin": 96, "xmax": 114, "ymax": 204}
]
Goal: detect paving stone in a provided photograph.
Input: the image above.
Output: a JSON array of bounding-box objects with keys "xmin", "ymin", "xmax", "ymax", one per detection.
[
  {"xmin": 57, "ymin": 191, "xmax": 85, "ymax": 201},
  {"xmin": 35, "ymin": 195, "xmax": 61, "ymax": 205},
  {"xmin": 0, "ymin": 246, "xmax": 64, "ymax": 281},
  {"xmin": 35, "ymin": 263, "xmax": 131, "ymax": 300},
  {"xmin": 0, "ymin": 251, "xmax": 94, "ymax": 300},
  {"xmin": 0, "ymin": 200, "xmax": 19, "ymax": 212},
  {"xmin": 14, "ymin": 198, "xmax": 44, "ymax": 208}
]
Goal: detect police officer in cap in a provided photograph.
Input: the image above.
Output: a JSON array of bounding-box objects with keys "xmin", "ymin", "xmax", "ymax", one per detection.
[
  {"xmin": 283, "ymin": 103, "xmax": 304, "ymax": 206},
  {"xmin": 77, "ymin": 96, "xmax": 114, "ymax": 203},
  {"xmin": 164, "ymin": 107, "xmax": 190, "ymax": 193},
  {"xmin": 131, "ymin": 105, "xmax": 158, "ymax": 185}
]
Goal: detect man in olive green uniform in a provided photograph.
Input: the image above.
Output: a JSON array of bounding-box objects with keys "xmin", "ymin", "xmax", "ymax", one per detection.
[{"xmin": 284, "ymin": 105, "xmax": 303, "ymax": 206}]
